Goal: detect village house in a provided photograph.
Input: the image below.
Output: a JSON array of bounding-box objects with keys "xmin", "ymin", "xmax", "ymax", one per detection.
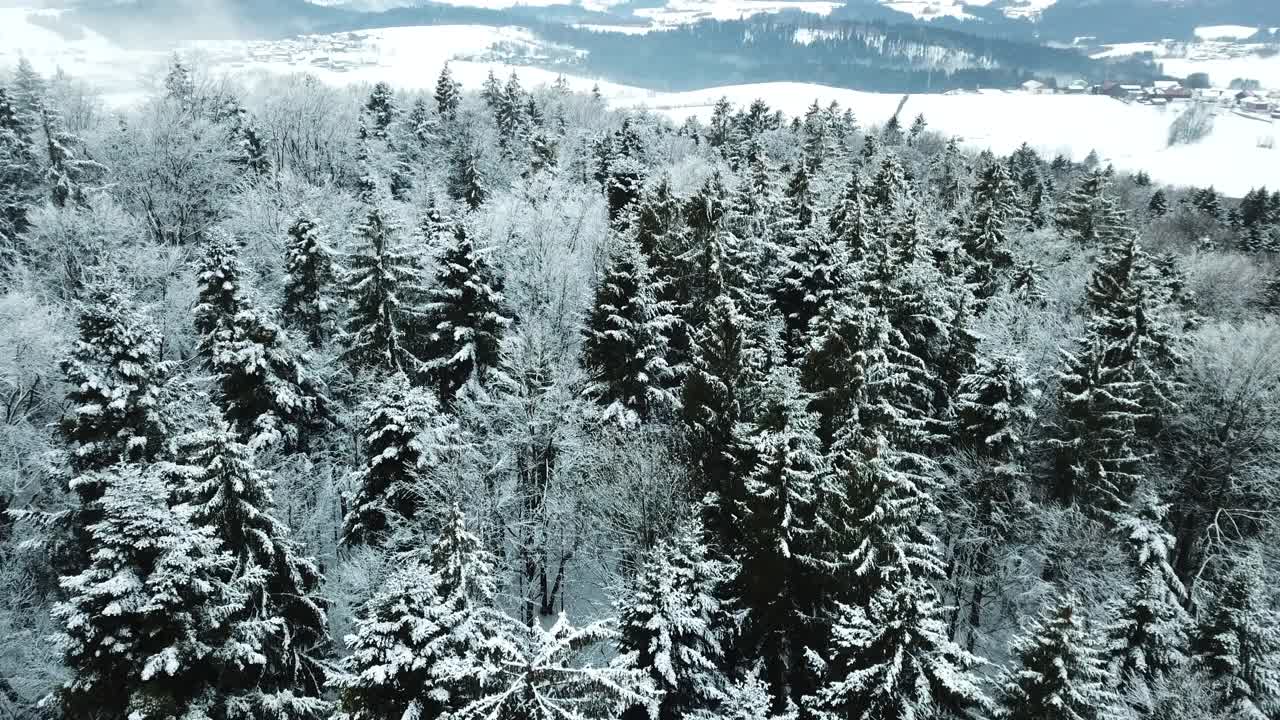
[{"xmin": 1241, "ymin": 95, "xmax": 1274, "ymax": 114}]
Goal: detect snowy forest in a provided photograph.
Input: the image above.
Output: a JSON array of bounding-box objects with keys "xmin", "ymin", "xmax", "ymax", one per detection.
[{"xmin": 2, "ymin": 55, "xmax": 1280, "ymax": 720}]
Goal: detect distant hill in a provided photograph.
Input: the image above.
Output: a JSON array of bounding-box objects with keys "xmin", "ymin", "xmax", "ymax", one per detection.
[
  {"xmin": 66, "ymin": 0, "xmax": 1280, "ymax": 46},
  {"xmin": 539, "ymin": 16, "xmax": 1159, "ymax": 92},
  {"xmin": 835, "ymin": 0, "xmax": 1280, "ymax": 43}
]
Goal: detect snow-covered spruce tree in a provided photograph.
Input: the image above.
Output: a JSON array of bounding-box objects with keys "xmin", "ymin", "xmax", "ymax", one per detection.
[
  {"xmin": 364, "ymin": 82, "xmax": 396, "ymax": 139},
  {"xmin": 169, "ymin": 421, "xmax": 331, "ymax": 719},
  {"xmin": 932, "ymin": 137, "xmax": 969, "ymax": 213},
  {"xmin": 803, "ymin": 252, "xmax": 941, "ymax": 453},
  {"xmin": 800, "ymin": 302, "xmax": 895, "ymax": 449},
  {"xmin": 1102, "ymin": 501, "xmax": 1190, "ymax": 696},
  {"xmin": 634, "ymin": 174, "xmax": 684, "ymax": 262},
  {"xmin": 449, "ymin": 140, "xmax": 488, "ymax": 211},
  {"xmin": 494, "ymin": 72, "xmax": 529, "ymax": 153},
  {"xmin": 1147, "ymin": 189, "xmax": 1168, "ymax": 218},
  {"xmin": 195, "ymin": 237, "xmax": 324, "ymax": 448},
  {"xmin": 195, "ymin": 238, "xmax": 326, "ymax": 450},
  {"xmin": 1190, "ymin": 186, "xmax": 1222, "ymax": 220},
  {"xmin": 434, "ymin": 62, "xmax": 462, "ymax": 120},
  {"xmin": 602, "ymin": 128, "xmax": 648, "ymax": 225},
  {"xmin": 828, "ymin": 171, "xmax": 870, "ymax": 259},
  {"xmin": 1049, "ymin": 235, "xmax": 1181, "ymax": 516},
  {"xmin": 1047, "ymin": 339, "xmax": 1145, "ymax": 515},
  {"xmin": 342, "ymin": 373, "xmax": 451, "ymax": 546},
  {"xmin": 683, "ymin": 173, "xmax": 733, "ymax": 298},
  {"xmin": 39, "ymin": 103, "xmax": 104, "ymax": 209},
  {"xmin": 636, "ymin": 175, "xmax": 697, "ymax": 371},
  {"xmin": 229, "ymin": 106, "xmax": 271, "ymax": 178},
  {"xmin": 951, "ymin": 353, "xmax": 1037, "ymax": 648},
  {"xmin": 614, "ymin": 518, "xmax": 730, "ymax": 720},
  {"xmin": 997, "ymin": 596, "xmax": 1117, "ymax": 720},
  {"xmin": 422, "ymin": 221, "xmax": 509, "ymax": 404},
  {"xmin": 208, "ymin": 304, "xmax": 329, "ymax": 452},
  {"xmin": 681, "ymin": 292, "xmax": 748, "ymax": 547},
  {"xmin": 807, "ymin": 407, "xmax": 989, "ymax": 719},
  {"xmin": 862, "ymin": 214, "xmax": 969, "ymax": 441},
  {"xmin": 961, "ymin": 160, "xmax": 1019, "ymax": 302},
  {"xmin": 340, "ymin": 205, "xmax": 428, "ymax": 378},
  {"xmin": 55, "ymin": 463, "xmax": 241, "ymax": 720},
  {"xmin": 60, "ymin": 285, "xmax": 167, "ymax": 476},
  {"xmin": 691, "ymin": 666, "xmax": 795, "ymax": 720},
  {"xmin": 1009, "ymin": 259, "xmax": 1047, "ymax": 307},
  {"xmin": 337, "ymin": 505, "xmax": 501, "ymax": 720},
  {"xmin": 336, "ymin": 560, "xmax": 455, "ymax": 720},
  {"xmin": 866, "ymin": 155, "xmax": 910, "ymax": 225},
  {"xmin": 808, "ymin": 582, "xmax": 990, "ymax": 720},
  {"xmin": 582, "ymin": 233, "xmax": 674, "ymax": 425},
  {"xmin": 1193, "ymin": 554, "xmax": 1280, "ymax": 720},
  {"xmin": 449, "ymin": 614, "xmax": 658, "ymax": 720},
  {"xmin": 194, "ymin": 234, "xmax": 247, "ymax": 343},
  {"xmin": 956, "ymin": 353, "xmax": 1038, "ymax": 464},
  {"xmin": 735, "ymin": 366, "xmax": 825, "ymax": 709},
  {"xmin": 0, "ymin": 86, "xmax": 41, "ymax": 246},
  {"xmin": 1083, "ymin": 235, "xmax": 1183, "ymax": 436},
  {"xmin": 784, "ymin": 160, "xmax": 817, "ymax": 227},
  {"xmin": 406, "ymin": 97, "xmax": 437, "ymax": 150},
  {"xmin": 1056, "ymin": 169, "xmax": 1129, "ymax": 246},
  {"xmin": 774, "ymin": 223, "xmax": 848, "ymax": 358},
  {"xmin": 799, "ymin": 101, "xmax": 831, "ymax": 171},
  {"xmin": 282, "ymin": 215, "xmax": 335, "ymax": 348}
]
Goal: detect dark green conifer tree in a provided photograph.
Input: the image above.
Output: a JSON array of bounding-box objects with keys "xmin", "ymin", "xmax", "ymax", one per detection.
[{"xmin": 423, "ymin": 222, "xmax": 509, "ymax": 403}]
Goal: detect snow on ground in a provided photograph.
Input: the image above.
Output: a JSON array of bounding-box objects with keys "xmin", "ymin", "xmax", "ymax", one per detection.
[
  {"xmin": 212, "ymin": 25, "xmax": 654, "ymax": 103},
  {"xmin": 1092, "ymin": 39, "xmax": 1280, "ymax": 89},
  {"xmin": 419, "ymin": 0, "xmax": 569, "ymax": 8},
  {"xmin": 0, "ymin": 7, "xmax": 158, "ymax": 94},
  {"xmin": 634, "ymin": 0, "xmax": 840, "ymax": 27},
  {"xmin": 1160, "ymin": 54, "xmax": 1280, "ymax": 89},
  {"xmin": 845, "ymin": 0, "xmax": 1054, "ymax": 21},
  {"xmin": 999, "ymin": 0, "xmax": 1057, "ymax": 20},
  {"xmin": 1194, "ymin": 25, "xmax": 1260, "ymax": 41},
  {"xmin": 1091, "ymin": 41, "xmax": 1169, "ymax": 59},
  {"xmin": 571, "ymin": 23, "xmax": 661, "ymax": 35},
  {"xmin": 880, "ymin": 0, "xmax": 975, "ymax": 21},
  {"xmin": 618, "ymin": 82, "xmax": 1279, "ymax": 195}
]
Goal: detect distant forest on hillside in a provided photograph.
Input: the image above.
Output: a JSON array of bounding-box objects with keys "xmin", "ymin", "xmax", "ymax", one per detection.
[{"xmin": 538, "ymin": 18, "xmax": 1160, "ymax": 92}]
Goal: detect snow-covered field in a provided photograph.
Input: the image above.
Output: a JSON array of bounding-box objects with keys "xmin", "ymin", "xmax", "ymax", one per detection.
[
  {"xmin": 189, "ymin": 25, "xmax": 655, "ymax": 105},
  {"xmin": 0, "ymin": 7, "xmax": 164, "ymax": 95},
  {"xmin": 624, "ymin": 83, "xmax": 1279, "ymax": 196},
  {"xmin": 1194, "ymin": 25, "xmax": 1261, "ymax": 41},
  {"xmin": 1159, "ymin": 54, "xmax": 1280, "ymax": 90},
  {"xmin": 1093, "ymin": 38, "xmax": 1280, "ymax": 89},
  {"xmin": 826, "ymin": 0, "xmax": 1055, "ymax": 21},
  {"xmin": 632, "ymin": 0, "xmax": 840, "ymax": 28}
]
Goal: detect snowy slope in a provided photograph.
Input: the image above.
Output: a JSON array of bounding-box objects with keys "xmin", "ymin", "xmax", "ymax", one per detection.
[
  {"xmin": 1093, "ymin": 39, "xmax": 1280, "ymax": 89},
  {"xmin": 880, "ymin": 0, "xmax": 1057, "ymax": 21},
  {"xmin": 1160, "ymin": 54, "xmax": 1280, "ymax": 88},
  {"xmin": 202, "ymin": 25, "xmax": 656, "ymax": 103},
  {"xmin": 0, "ymin": 7, "xmax": 179, "ymax": 102},
  {"xmin": 1194, "ymin": 24, "xmax": 1260, "ymax": 40},
  {"xmin": 620, "ymin": 82, "xmax": 1279, "ymax": 195}
]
